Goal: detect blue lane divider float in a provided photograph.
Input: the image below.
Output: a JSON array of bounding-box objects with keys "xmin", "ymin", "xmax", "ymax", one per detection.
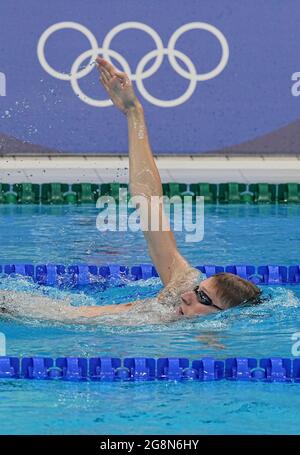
[
  {"xmin": 0, "ymin": 357, "xmax": 299, "ymax": 382},
  {"xmin": 0, "ymin": 263, "xmax": 300, "ymax": 286}
]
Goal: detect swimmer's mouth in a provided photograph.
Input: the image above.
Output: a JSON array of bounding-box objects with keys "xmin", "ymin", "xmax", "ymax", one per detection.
[{"xmin": 178, "ymin": 307, "xmax": 184, "ymax": 316}]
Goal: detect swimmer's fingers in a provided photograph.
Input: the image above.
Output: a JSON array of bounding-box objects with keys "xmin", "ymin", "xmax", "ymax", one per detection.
[
  {"xmin": 99, "ymin": 75, "xmax": 109, "ymax": 91},
  {"xmin": 118, "ymin": 73, "xmax": 132, "ymax": 88},
  {"xmin": 98, "ymin": 63, "xmax": 123, "ymax": 92},
  {"xmin": 98, "ymin": 65, "xmax": 111, "ymax": 86},
  {"xmin": 109, "ymin": 72, "xmax": 132, "ymax": 91},
  {"xmin": 100, "ymin": 68, "xmax": 109, "ymax": 85},
  {"xmin": 96, "ymin": 57, "xmax": 115, "ymax": 77},
  {"xmin": 97, "ymin": 56, "xmax": 130, "ymax": 85},
  {"xmin": 99, "ymin": 74, "xmax": 118, "ymax": 99},
  {"xmin": 96, "ymin": 58, "xmax": 110, "ymax": 81},
  {"xmin": 100, "ymin": 65, "xmax": 112, "ymax": 82},
  {"xmin": 96, "ymin": 63, "xmax": 111, "ymax": 84}
]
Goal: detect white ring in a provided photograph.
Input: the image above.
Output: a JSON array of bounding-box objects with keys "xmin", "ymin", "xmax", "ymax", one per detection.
[
  {"xmin": 37, "ymin": 21, "xmax": 230, "ymax": 107},
  {"xmin": 135, "ymin": 49, "xmax": 197, "ymax": 107},
  {"xmin": 70, "ymin": 47, "xmax": 132, "ymax": 107},
  {"xmin": 37, "ymin": 21, "xmax": 99, "ymax": 81},
  {"xmin": 167, "ymin": 22, "xmax": 229, "ymax": 81},
  {"xmin": 102, "ymin": 21, "xmax": 164, "ymax": 81}
]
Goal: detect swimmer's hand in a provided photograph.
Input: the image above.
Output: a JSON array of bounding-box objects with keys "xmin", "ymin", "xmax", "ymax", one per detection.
[{"xmin": 96, "ymin": 57, "xmax": 141, "ymax": 115}]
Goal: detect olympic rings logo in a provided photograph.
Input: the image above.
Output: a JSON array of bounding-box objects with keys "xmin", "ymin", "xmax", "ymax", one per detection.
[{"xmin": 37, "ymin": 21, "xmax": 229, "ymax": 108}]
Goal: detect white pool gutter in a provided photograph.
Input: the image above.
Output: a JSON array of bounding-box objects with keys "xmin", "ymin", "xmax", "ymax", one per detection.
[{"xmin": 0, "ymin": 155, "xmax": 299, "ymax": 184}]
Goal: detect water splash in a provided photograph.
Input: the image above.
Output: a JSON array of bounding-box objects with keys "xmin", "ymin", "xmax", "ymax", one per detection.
[{"xmin": 0, "ymin": 275, "xmax": 299, "ymax": 335}]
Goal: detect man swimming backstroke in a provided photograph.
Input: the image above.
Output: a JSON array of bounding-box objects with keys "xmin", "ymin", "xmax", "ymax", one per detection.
[{"xmin": 0, "ymin": 58, "xmax": 261, "ymax": 325}]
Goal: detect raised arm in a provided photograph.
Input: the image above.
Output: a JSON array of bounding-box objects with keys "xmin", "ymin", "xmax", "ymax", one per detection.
[{"xmin": 96, "ymin": 58, "xmax": 190, "ymax": 286}]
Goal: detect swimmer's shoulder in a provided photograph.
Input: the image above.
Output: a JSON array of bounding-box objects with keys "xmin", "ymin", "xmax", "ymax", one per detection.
[
  {"xmin": 157, "ymin": 265, "xmax": 201, "ymax": 304},
  {"xmin": 172, "ymin": 265, "xmax": 202, "ymax": 285}
]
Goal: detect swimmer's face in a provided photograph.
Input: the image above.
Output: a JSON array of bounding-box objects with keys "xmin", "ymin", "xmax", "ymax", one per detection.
[{"xmin": 179, "ymin": 277, "xmax": 224, "ymax": 317}]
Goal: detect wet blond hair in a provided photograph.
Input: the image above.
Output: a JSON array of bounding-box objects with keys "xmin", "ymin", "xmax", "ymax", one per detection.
[{"xmin": 213, "ymin": 272, "xmax": 261, "ymax": 309}]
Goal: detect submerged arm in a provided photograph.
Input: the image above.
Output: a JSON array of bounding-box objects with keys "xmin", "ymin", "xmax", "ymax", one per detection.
[
  {"xmin": 0, "ymin": 290, "xmax": 134, "ymax": 321},
  {"xmin": 73, "ymin": 302, "xmax": 133, "ymax": 318}
]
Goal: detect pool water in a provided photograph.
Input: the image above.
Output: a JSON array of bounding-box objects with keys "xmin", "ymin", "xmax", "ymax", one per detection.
[{"xmin": 0, "ymin": 204, "xmax": 300, "ymax": 435}]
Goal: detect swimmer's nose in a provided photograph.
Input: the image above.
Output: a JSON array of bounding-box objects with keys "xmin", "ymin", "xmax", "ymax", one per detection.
[{"xmin": 181, "ymin": 292, "xmax": 192, "ymax": 305}]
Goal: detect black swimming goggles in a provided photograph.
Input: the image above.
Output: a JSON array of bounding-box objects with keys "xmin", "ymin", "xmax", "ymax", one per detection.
[
  {"xmin": 193, "ymin": 286, "xmax": 223, "ymax": 311},
  {"xmin": 194, "ymin": 285, "xmax": 267, "ymax": 311}
]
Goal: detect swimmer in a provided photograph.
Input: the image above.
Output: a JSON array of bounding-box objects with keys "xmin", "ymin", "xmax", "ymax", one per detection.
[{"xmin": 0, "ymin": 57, "xmax": 262, "ymax": 325}]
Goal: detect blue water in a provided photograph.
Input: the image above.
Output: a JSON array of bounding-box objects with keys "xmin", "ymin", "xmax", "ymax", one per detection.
[{"xmin": 0, "ymin": 204, "xmax": 300, "ymax": 435}]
